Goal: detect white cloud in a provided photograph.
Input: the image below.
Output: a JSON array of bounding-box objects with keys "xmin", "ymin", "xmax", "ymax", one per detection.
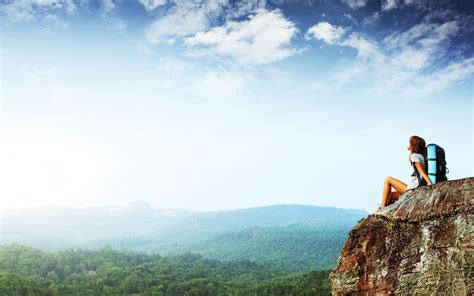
[
  {"xmin": 305, "ymin": 22, "xmax": 345, "ymax": 44},
  {"xmin": 307, "ymin": 19, "xmax": 474, "ymax": 97},
  {"xmin": 228, "ymin": 0, "xmax": 266, "ymax": 18},
  {"xmin": 99, "ymin": 0, "xmax": 127, "ymax": 31},
  {"xmin": 383, "ymin": 20, "xmax": 459, "ymax": 49},
  {"xmin": 145, "ymin": 7, "xmax": 207, "ymax": 44},
  {"xmin": 184, "ymin": 9, "xmax": 299, "ymax": 65},
  {"xmin": 343, "ymin": 13, "xmax": 358, "ymax": 25},
  {"xmin": 101, "ymin": 0, "xmax": 115, "ymax": 13},
  {"xmin": 144, "ymin": 0, "xmax": 267, "ymax": 45},
  {"xmin": 41, "ymin": 13, "xmax": 69, "ymax": 33},
  {"xmin": 381, "ymin": 0, "xmax": 431, "ymax": 11},
  {"xmin": 1, "ymin": 1, "xmax": 35, "ymax": 21},
  {"xmin": 362, "ymin": 12, "xmax": 380, "ymax": 26},
  {"xmin": 340, "ymin": 33, "xmax": 378, "ymax": 57},
  {"xmin": 342, "ymin": 0, "xmax": 367, "ymax": 9},
  {"xmin": 381, "ymin": 0, "xmax": 399, "ymax": 11},
  {"xmin": 138, "ymin": 0, "xmax": 166, "ymax": 11},
  {"xmin": 0, "ymin": 0, "xmax": 77, "ymax": 22},
  {"xmin": 407, "ymin": 57, "xmax": 474, "ymax": 96},
  {"xmin": 144, "ymin": 0, "xmax": 227, "ymax": 44}
]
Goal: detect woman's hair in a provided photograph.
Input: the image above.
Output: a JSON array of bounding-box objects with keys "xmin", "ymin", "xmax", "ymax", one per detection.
[{"xmin": 408, "ymin": 135, "xmax": 426, "ymax": 163}]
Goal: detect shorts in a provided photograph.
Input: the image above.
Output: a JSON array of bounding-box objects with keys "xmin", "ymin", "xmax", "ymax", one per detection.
[{"xmin": 406, "ymin": 178, "xmax": 419, "ymax": 190}]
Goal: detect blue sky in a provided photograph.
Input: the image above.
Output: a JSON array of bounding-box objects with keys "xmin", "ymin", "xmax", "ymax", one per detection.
[{"xmin": 1, "ymin": 0, "xmax": 473, "ymax": 212}]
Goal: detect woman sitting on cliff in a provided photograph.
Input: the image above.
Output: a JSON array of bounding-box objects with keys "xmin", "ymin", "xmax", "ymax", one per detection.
[{"xmin": 380, "ymin": 135, "xmax": 433, "ymax": 208}]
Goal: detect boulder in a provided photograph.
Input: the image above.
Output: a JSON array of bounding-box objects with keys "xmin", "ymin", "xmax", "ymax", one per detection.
[{"xmin": 330, "ymin": 177, "xmax": 473, "ymax": 295}]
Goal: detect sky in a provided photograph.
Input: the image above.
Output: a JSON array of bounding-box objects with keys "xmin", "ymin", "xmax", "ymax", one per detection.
[{"xmin": 0, "ymin": 0, "xmax": 473, "ymax": 213}]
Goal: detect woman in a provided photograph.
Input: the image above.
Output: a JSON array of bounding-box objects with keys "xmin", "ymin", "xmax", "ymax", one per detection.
[{"xmin": 380, "ymin": 135, "xmax": 433, "ymax": 209}]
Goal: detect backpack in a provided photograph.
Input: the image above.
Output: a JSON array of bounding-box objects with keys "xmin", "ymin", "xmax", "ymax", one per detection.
[{"xmin": 412, "ymin": 143, "xmax": 449, "ymax": 185}]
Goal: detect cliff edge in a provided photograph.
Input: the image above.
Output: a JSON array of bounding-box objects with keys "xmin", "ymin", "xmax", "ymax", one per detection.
[{"xmin": 330, "ymin": 177, "xmax": 473, "ymax": 295}]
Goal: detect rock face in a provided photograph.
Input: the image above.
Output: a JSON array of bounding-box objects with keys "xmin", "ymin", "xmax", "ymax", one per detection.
[{"xmin": 330, "ymin": 177, "xmax": 473, "ymax": 295}]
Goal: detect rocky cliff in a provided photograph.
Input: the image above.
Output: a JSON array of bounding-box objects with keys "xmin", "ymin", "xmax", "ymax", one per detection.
[{"xmin": 330, "ymin": 177, "xmax": 473, "ymax": 295}]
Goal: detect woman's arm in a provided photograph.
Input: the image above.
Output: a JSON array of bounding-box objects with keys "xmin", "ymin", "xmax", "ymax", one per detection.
[{"xmin": 415, "ymin": 162, "xmax": 433, "ymax": 185}]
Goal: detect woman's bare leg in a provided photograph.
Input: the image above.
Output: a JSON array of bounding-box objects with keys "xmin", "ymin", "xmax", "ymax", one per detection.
[
  {"xmin": 387, "ymin": 191, "xmax": 401, "ymax": 206},
  {"xmin": 381, "ymin": 179, "xmax": 391, "ymax": 208},
  {"xmin": 381, "ymin": 176, "xmax": 408, "ymax": 208}
]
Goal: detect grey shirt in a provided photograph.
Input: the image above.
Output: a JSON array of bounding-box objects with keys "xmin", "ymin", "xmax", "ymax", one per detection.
[{"xmin": 407, "ymin": 153, "xmax": 426, "ymax": 190}]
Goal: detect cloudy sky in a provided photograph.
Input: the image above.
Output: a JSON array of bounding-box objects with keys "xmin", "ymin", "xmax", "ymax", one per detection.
[{"xmin": 1, "ymin": 0, "xmax": 473, "ymax": 212}]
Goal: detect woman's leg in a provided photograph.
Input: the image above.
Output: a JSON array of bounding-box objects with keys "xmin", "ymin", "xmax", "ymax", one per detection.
[
  {"xmin": 381, "ymin": 176, "xmax": 408, "ymax": 208},
  {"xmin": 387, "ymin": 191, "xmax": 401, "ymax": 206}
]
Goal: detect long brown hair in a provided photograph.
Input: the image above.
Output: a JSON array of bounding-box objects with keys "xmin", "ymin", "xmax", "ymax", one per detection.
[{"xmin": 408, "ymin": 135, "xmax": 426, "ymax": 163}]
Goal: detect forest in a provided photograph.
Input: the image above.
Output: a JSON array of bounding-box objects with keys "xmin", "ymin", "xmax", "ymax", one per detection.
[
  {"xmin": 0, "ymin": 205, "xmax": 362, "ymax": 294},
  {"xmin": 0, "ymin": 244, "xmax": 331, "ymax": 295}
]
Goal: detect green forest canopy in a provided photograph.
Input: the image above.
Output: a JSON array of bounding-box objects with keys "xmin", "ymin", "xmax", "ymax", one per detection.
[{"xmin": 0, "ymin": 244, "xmax": 331, "ymax": 295}]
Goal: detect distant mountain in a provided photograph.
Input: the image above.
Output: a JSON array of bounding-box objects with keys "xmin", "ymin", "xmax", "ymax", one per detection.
[
  {"xmin": 1, "ymin": 204, "xmax": 368, "ymax": 271},
  {"xmin": 1, "ymin": 204, "xmax": 367, "ymax": 246},
  {"xmin": 1, "ymin": 205, "xmax": 196, "ymax": 246},
  {"xmin": 175, "ymin": 204, "xmax": 368, "ymax": 233},
  {"xmin": 115, "ymin": 224, "xmax": 352, "ymax": 271}
]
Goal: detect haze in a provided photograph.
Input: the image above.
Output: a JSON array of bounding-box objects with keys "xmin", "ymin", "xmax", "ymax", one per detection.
[{"xmin": 1, "ymin": 0, "xmax": 472, "ymax": 213}]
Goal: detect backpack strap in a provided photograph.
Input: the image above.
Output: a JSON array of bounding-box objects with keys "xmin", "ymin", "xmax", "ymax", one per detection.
[{"xmin": 411, "ymin": 161, "xmax": 427, "ymax": 186}]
